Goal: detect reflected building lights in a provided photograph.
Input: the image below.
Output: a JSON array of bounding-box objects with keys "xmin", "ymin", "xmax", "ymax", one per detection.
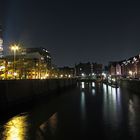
[
  {"xmin": 108, "ymin": 85, "xmax": 112, "ymax": 95},
  {"xmin": 128, "ymin": 94, "xmax": 140, "ymax": 138},
  {"xmin": 92, "ymin": 89, "xmax": 95, "ymax": 96},
  {"xmin": 81, "ymin": 82, "xmax": 85, "ymax": 89},
  {"xmin": 48, "ymin": 113, "xmax": 58, "ymax": 135},
  {"xmin": 2, "ymin": 115, "xmax": 28, "ymax": 140},
  {"xmin": 129, "ymin": 99, "xmax": 135, "ymax": 114},
  {"xmin": 112, "ymin": 87, "xmax": 117, "ymax": 102},
  {"xmin": 92, "ymin": 82, "xmax": 95, "ymax": 87},
  {"xmin": 39, "ymin": 113, "xmax": 58, "ymax": 136},
  {"xmin": 103, "ymin": 84, "xmax": 122, "ymax": 128},
  {"xmin": 81, "ymin": 91, "xmax": 86, "ymax": 121},
  {"xmin": 116, "ymin": 87, "xmax": 121, "ymax": 106},
  {"xmin": 103, "ymin": 83, "xmax": 107, "ymax": 93}
]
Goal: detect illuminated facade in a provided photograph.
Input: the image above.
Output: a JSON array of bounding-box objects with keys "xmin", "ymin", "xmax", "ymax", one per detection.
[
  {"xmin": 109, "ymin": 61, "xmax": 122, "ymax": 76},
  {"xmin": 58, "ymin": 66, "xmax": 75, "ymax": 78},
  {"xmin": 0, "ymin": 25, "xmax": 4, "ymax": 58},
  {"xmin": 109, "ymin": 54, "xmax": 140, "ymax": 78},
  {"xmin": 75, "ymin": 62, "xmax": 91, "ymax": 77},
  {"xmin": 75, "ymin": 62, "xmax": 103, "ymax": 77},
  {"xmin": 24, "ymin": 48, "xmax": 52, "ymax": 69},
  {"xmin": 0, "ymin": 48, "xmax": 52, "ymax": 79},
  {"xmin": 0, "ymin": 52, "xmax": 48, "ymax": 79},
  {"xmin": 92, "ymin": 63, "xmax": 103, "ymax": 74}
]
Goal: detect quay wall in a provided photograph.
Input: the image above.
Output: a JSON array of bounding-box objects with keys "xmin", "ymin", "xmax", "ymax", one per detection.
[{"xmin": 0, "ymin": 79, "xmax": 76, "ymax": 110}]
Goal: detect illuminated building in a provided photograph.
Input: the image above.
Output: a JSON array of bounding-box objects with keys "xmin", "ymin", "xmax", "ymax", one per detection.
[
  {"xmin": 109, "ymin": 54, "xmax": 140, "ymax": 78},
  {"xmin": 75, "ymin": 62, "xmax": 91, "ymax": 77},
  {"xmin": 109, "ymin": 61, "xmax": 122, "ymax": 76},
  {"xmin": 75, "ymin": 62, "xmax": 103, "ymax": 77},
  {"xmin": 92, "ymin": 63, "xmax": 103, "ymax": 74},
  {"xmin": 0, "ymin": 58, "xmax": 6, "ymax": 79},
  {"xmin": 0, "ymin": 47, "xmax": 52, "ymax": 79},
  {"xmin": 23, "ymin": 48, "xmax": 51, "ymax": 69},
  {"xmin": 58, "ymin": 66, "xmax": 75, "ymax": 78},
  {"xmin": 0, "ymin": 25, "xmax": 4, "ymax": 58},
  {"xmin": 3, "ymin": 52, "xmax": 48, "ymax": 79},
  {"xmin": 121, "ymin": 55, "xmax": 140, "ymax": 78}
]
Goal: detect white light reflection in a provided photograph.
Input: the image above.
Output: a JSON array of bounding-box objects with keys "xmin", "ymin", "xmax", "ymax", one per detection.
[
  {"xmin": 92, "ymin": 89, "xmax": 95, "ymax": 96},
  {"xmin": 108, "ymin": 85, "xmax": 111, "ymax": 94},
  {"xmin": 103, "ymin": 84, "xmax": 122, "ymax": 128},
  {"xmin": 112, "ymin": 87, "xmax": 117, "ymax": 103},
  {"xmin": 116, "ymin": 87, "xmax": 121, "ymax": 107},
  {"xmin": 81, "ymin": 82, "xmax": 85, "ymax": 89},
  {"xmin": 92, "ymin": 82, "xmax": 95, "ymax": 87},
  {"xmin": 103, "ymin": 83, "xmax": 107, "ymax": 93},
  {"xmin": 81, "ymin": 91, "xmax": 86, "ymax": 121}
]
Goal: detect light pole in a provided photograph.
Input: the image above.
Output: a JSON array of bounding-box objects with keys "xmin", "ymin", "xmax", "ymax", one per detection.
[{"xmin": 10, "ymin": 45, "xmax": 19, "ymax": 79}]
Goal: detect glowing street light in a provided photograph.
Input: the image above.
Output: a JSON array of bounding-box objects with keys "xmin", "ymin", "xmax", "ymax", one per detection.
[
  {"xmin": 81, "ymin": 73, "xmax": 85, "ymax": 77},
  {"xmin": 10, "ymin": 45, "xmax": 19, "ymax": 78},
  {"xmin": 129, "ymin": 70, "xmax": 132, "ymax": 77}
]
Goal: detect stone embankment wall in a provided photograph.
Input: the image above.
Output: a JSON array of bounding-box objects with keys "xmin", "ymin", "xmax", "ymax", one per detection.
[{"xmin": 0, "ymin": 79, "xmax": 76, "ymax": 110}]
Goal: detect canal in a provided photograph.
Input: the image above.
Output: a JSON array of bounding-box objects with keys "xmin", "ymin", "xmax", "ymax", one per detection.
[{"xmin": 0, "ymin": 82, "xmax": 140, "ymax": 140}]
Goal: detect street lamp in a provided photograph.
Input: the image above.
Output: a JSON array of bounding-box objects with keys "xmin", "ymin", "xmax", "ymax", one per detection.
[{"xmin": 10, "ymin": 45, "xmax": 19, "ymax": 78}]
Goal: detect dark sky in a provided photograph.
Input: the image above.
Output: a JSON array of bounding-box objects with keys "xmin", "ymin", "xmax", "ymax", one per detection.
[{"xmin": 0, "ymin": 0, "xmax": 140, "ymax": 66}]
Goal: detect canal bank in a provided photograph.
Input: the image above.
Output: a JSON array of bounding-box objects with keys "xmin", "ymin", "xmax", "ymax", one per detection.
[
  {"xmin": 0, "ymin": 79, "xmax": 76, "ymax": 111},
  {"xmin": 1, "ymin": 81, "xmax": 140, "ymax": 140}
]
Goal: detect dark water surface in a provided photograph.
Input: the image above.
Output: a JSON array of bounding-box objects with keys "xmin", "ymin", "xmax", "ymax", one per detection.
[{"xmin": 0, "ymin": 82, "xmax": 140, "ymax": 140}]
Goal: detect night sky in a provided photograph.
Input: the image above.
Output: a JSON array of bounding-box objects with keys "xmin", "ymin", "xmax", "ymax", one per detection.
[{"xmin": 0, "ymin": 0, "xmax": 140, "ymax": 66}]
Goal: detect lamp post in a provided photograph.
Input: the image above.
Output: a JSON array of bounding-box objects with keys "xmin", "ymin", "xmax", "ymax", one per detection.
[{"xmin": 10, "ymin": 45, "xmax": 19, "ymax": 79}]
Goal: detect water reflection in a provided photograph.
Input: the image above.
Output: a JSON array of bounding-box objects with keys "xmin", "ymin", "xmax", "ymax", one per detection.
[
  {"xmin": 38, "ymin": 113, "xmax": 58, "ymax": 139},
  {"xmin": 81, "ymin": 91, "xmax": 86, "ymax": 121},
  {"xmin": 128, "ymin": 94, "xmax": 140, "ymax": 138},
  {"xmin": 2, "ymin": 114, "xmax": 28, "ymax": 140},
  {"xmin": 92, "ymin": 89, "xmax": 95, "ymax": 96},
  {"xmin": 103, "ymin": 83, "xmax": 107, "ymax": 93},
  {"xmin": 92, "ymin": 82, "xmax": 95, "ymax": 88},
  {"xmin": 103, "ymin": 84, "xmax": 122, "ymax": 128},
  {"xmin": 81, "ymin": 82, "xmax": 85, "ymax": 89},
  {"xmin": 80, "ymin": 82, "xmax": 95, "ymax": 90},
  {"xmin": 1, "ymin": 82, "xmax": 140, "ymax": 139},
  {"xmin": 40, "ymin": 113, "xmax": 58, "ymax": 134}
]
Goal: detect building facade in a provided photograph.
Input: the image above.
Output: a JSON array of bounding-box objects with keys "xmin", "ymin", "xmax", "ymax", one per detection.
[
  {"xmin": 58, "ymin": 66, "xmax": 75, "ymax": 78},
  {"xmin": 109, "ymin": 61, "xmax": 122, "ymax": 76},
  {"xmin": 0, "ymin": 47, "xmax": 52, "ymax": 79},
  {"xmin": 0, "ymin": 25, "xmax": 4, "ymax": 58},
  {"xmin": 75, "ymin": 62, "xmax": 103, "ymax": 77},
  {"xmin": 23, "ymin": 48, "xmax": 52, "ymax": 69},
  {"xmin": 109, "ymin": 54, "xmax": 140, "ymax": 78},
  {"xmin": 75, "ymin": 62, "xmax": 91, "ymax": 77},
  {"xmin": 92, "ymin": 63, "xmax": 103, "ymax": 74}
]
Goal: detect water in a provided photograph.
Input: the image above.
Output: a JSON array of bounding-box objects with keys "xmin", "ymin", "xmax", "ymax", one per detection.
[{"xmin": 0, "ymin": 82, "xmax": 140, "ymax": 140}]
